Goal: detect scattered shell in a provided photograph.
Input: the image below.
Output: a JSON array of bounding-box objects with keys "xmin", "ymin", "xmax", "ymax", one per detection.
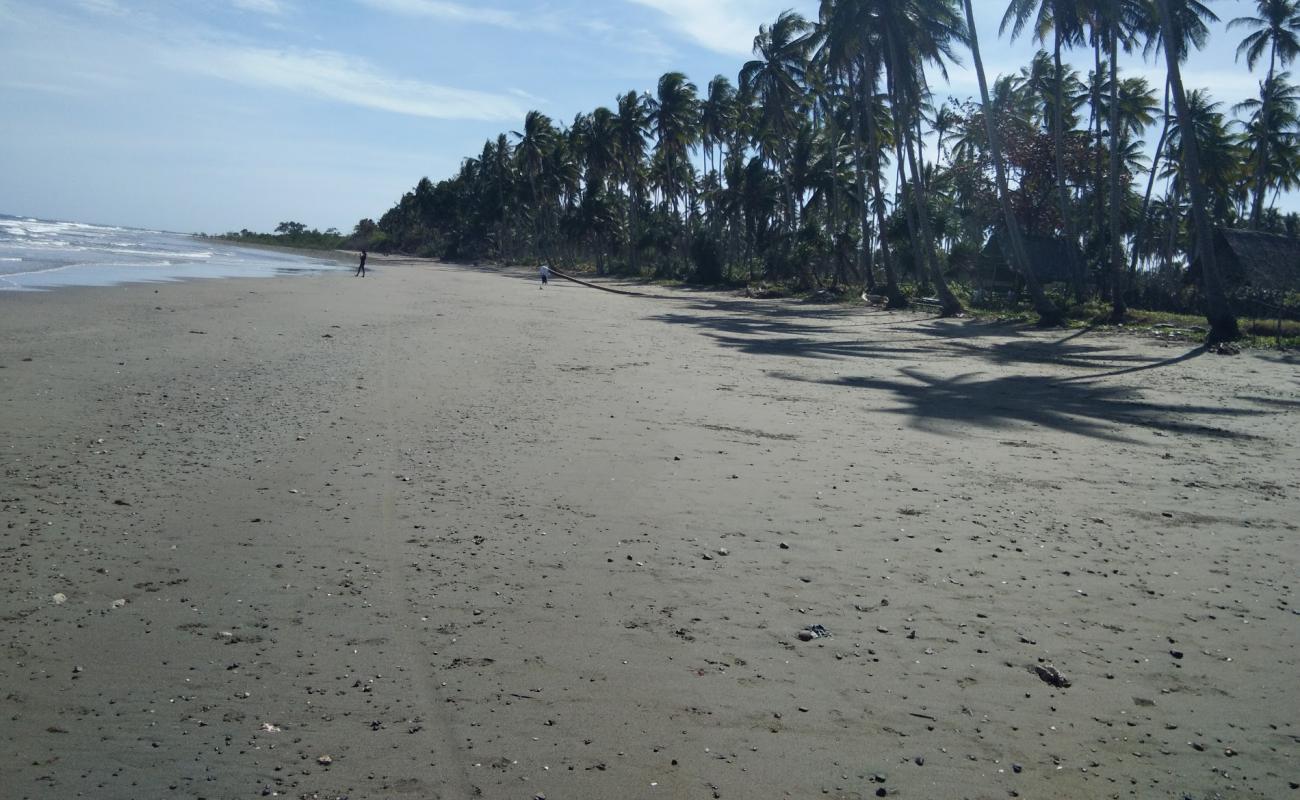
[{"xmin": 51, "ymin": 593, "xmax": 68, "ymax": 605}]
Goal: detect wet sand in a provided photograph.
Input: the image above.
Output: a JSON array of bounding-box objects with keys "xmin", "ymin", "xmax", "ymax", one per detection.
[{"xmin": 2, "ymin": 258, "xmax": 1297, "ymax": 799}]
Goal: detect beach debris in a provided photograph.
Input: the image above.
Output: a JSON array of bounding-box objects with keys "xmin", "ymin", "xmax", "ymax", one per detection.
[
  {"xmin": 317, "ymin": 755, "xmax": 333, "ymax": 766},
  {"xmin": 1032, "ymin": 664, "xmax": 1071, "ymax": 688},
  {"xmin": 716, "ymin": 547, "xmax": 729, "ymax": 557},
  {"xmin": 51, "ymin": 593, "xmax": 67, "ymax": 605},
  {"xmin": 1169, "ymin": 649, "xmax": 1184, "ymax": 659},
  {"xmin": 1209, "ymin": 342, "xmax": 1240, "ymax": 355},
  {"xmin": 1012, "ymin": 763, "xmax": 1023, "ymax": 773},
  {"xmin": 188, "ymin": 330, "xmax": 207, "ymax": 335},
  {"xmin": 259, "ymin": 722, "xmax": 282, "ymax": 733},
  {"xmin": 797, "ymin": 624, "xmax": 831, "ymax": 641},
  {"xmin": 109, "ymin": 598, "xmax": 127, "ymax": 609}
]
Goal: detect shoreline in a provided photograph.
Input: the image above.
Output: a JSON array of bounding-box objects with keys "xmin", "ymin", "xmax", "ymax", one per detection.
[{"xmin": 1, "ymin": 261, "xmax": 1296, "ymax": 799}]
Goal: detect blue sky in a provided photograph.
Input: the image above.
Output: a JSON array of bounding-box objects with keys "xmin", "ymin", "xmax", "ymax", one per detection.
[{"xmin": 0, "ymin": 0, "xmax": 1266, "ymax": 233}]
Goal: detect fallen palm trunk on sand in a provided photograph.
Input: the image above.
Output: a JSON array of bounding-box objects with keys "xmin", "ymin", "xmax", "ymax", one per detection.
[{"xmin": 547, "ymin": 266, "xmax": 647, "ymax": 297}]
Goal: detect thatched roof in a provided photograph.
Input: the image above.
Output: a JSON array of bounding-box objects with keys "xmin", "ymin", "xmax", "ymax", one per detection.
[
  {"xmin": 977, "ymin": 229, "xmax": 1077, "ymax": 285},
  {"xmin": 1207, "ymin": 229, "xmax": 1300, "ymax": 293}
]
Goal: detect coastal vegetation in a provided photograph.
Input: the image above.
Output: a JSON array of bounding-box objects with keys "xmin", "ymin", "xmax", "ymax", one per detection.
[
  {"xmin": 355, "ymin": 0, "xmax": 1300, "ymax": 341},
  {"xmin": 215, "ymin": 221, "xmax": 347, "ymax": 251}
]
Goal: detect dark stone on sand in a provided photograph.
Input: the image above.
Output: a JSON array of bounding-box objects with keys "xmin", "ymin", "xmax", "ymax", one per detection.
[{"xmin": 1033, "ymin": 664, "xmax": 1071, "ymax": 688}]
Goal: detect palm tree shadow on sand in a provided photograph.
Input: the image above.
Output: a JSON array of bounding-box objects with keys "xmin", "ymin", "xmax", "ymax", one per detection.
[{"xmin": 779, "ymin": 367, "xmax": 1273, "ymax": 443}]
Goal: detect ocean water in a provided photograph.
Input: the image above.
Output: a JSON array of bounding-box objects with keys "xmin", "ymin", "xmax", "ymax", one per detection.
[{"xmin": 0, "ymin": 214, "xmax": 347, "ymax": 291}]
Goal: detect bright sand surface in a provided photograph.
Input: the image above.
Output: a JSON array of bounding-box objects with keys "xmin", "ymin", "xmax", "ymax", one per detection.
[{"xmin": 1, "ymin": 257, "xmax": 1297, "ymax": 800}]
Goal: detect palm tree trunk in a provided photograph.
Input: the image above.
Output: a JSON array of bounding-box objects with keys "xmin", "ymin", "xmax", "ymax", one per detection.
[
  {"xmin": 1155, "ymin": 0, "xmax": 1238, "ymax": 342},
  {"xmin": 964, "ymin": 0, "xmax": 1060, "ymax": 324},
  {"xmin": 863, "ymin": 64, "xmax": 906, "ymax": 307},
  {"xmin": 1250, "ymin": 48, "xmax": 1277, "ymax": 228},
  {"xmin": 903, "ymin": 125, "xmax": 961, "ymax": 315},
  {"xmin": 627, "ymin": 167, "xmax": 639, "ymax": 274},
  {"xmin": 1092, "ymin": 33, "xmax": 1105, "ymax": 295},
  {"xmin": 847, "ymin": 66, "xmax": 874, "ymax": 291},
  {"xmin": 1107, "ymin": 27, "xmax": 1126, "ymax": 321},
  {"xmin": 1053, "ymin": 30, "xmax": 1089, "ymax": 303},
  {"xmin": 1130, "ymin": 78, "xmax": 1172, "ymax": 280}
]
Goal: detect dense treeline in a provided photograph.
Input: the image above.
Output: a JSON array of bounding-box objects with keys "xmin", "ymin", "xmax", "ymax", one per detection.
[
  {"xmin": 214, "ymin": 221, "xmax": 347, "ymax": 250},
  {"xmin": 355, "ymin": 0, "xmax": 1300, "ymax": 342}
]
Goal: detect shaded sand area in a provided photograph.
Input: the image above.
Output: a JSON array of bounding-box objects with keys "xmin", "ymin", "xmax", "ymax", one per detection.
[{"xmin": 2, "ymin": 258, "xmax": 1297, "ymax": 800}]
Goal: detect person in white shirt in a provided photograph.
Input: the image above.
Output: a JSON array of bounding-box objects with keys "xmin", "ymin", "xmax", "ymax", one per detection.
[{"xmin": 539, "ymin": 263, "xmax": 550, "ymax": 288}]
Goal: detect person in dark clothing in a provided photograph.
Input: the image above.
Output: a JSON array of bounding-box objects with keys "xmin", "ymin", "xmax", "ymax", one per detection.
[{"xmin": 355, "ymin": 250, "xmax": 367, "ymax": 277}]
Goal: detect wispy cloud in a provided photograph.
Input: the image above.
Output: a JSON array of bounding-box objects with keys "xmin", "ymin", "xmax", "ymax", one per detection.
[
  {"xmin": 625, "ymin": 0, "xmax": 778, "ymax": 56},
  {"xmin": 232, "ymin": 0, "xmax": 291, "ymax": 15},
  {"xmin": 357, "ymin": 0, "xmax": 525, "ymax": 30},
  {"xmin": 77, "ymin": 0, "xmax": 127, "ymax": 15},
  {"xmin": 171, "ymin": 44, "xmax": 526, "ymax": 120}
]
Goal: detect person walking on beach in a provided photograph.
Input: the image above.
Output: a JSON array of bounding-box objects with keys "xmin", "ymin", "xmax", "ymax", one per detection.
[
  {"xmin": 539, "ymin": 262, "xmax": 550, "ymax": 288},
  {"xmin": 355, "ymin": 249, "xmax": 367, "ymax": 277}
]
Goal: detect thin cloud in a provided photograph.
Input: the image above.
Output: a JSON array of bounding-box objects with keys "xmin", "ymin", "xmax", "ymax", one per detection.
[
  {"xmin": 174, "ymin": 45, "xmax": 527, "ymax": 120},
  {"xmin": 77, "ymin": 0, "xmax": 127, "ymax": 15},
  {"xmin": 357, "ymin": 0, "xmax": 524, "ymax": 30},
  {"xmin": 232, "ymin": 0, "xmax": 291, "ymax": 14},
  {"xmin": 626, "ymin": 0, "xmax": 785, "ymax": 56}
]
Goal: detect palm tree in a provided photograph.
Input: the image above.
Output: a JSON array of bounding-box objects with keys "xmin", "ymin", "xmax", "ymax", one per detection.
[
  {"xmin": 966, "ymin": 0, "xmax": 1063, "ymax": 324},
  {"xmin": 647, "ymin": 72, "xmax": 701, "ymax": 271},
  {"xmin": 1085, "ymin": 0, "xmax": 1144, "ymax": 320},
  {"xmin": 1154, "ymin": 0, "xmax": 1239, "ymax": 341},
  {"xmin": 513, "ymin": 110, "xmax": 557, "ymax": 258},
  {"xmin": 1002, "ymin": 0, "xmax": 1090, "ymax": 301},
  {"xmin": 1235, "ymin": 72, "xmax": 1300, "ymax": 217},
  {"xmin": 1230, "ymin": 0, "xmax": 1300, "ymax": 226},
  {"xmin": 1165, "ymin": 90, "xmax": 1247, "ymax": 218},
  {"xmin": 816, "ymin": 0, "xmax": 906, "ymax": 305},
  {"xmin": 701, "ymin": 76, "xmax": 737, "ymax": 187},
  {"xmin": 741, "ymin": 10, "xmax": 815, "ymax": 245},
  {"xmin": 930, "ymin": 101, "xmax": 963, "ymax": 164},
  {"xmin": 615, "ymin": 91, "xmax": 649, "ymax": 272},
  {"xmin": 1129, "ymin": 0, "xmax": 1217, "ymax": 279},
  {"xmin": 876, "ymin": 0, "xmax": 967, "ymax": 316}
]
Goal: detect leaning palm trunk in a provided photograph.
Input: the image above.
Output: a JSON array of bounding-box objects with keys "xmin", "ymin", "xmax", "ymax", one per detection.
[
  {"xmin": 1155, "ymin": 0, "xmax": 1238, "ymax": 342},
  {"xmin": 862, "ymin": 65, "xmax": 907, "ymax": 307},
  {"xmin": 1053, "ymin": 31, "xmax": 1089, "ymax": 302},
  {"xmin": 903, "ymin": 126, "xmax": 962, "ymax": 316},
  {"xmin": 624, "ymin": 167, "xmax": 637, "ymax": 273},
  {"xmin": 883, "ymin": 42, "xmax": 960, "ymax": 315},
  {"xmin": 1130, "ymin": 80, "xmax": 1172, "ymax": 280},
  {"xmin": 1250, "ymin": 49, "xmax": 1277, "ymax": 228},
  {"xmin": 964, "ymin": 0, "xmax": 1061, "ymax": 325},
  {"xmin": 849, "ymin": 85, "xmax": 876, "ymax": 290},
  {"xmin": 1107, "ymin": 27, "xmax": 1126, "ymax": 321}
]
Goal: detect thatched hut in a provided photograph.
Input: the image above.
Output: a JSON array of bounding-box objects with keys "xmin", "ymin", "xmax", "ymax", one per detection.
[
  {"xmin": 1187, "ymin": 228, "xmax": 1300, "ymax": 295},
  {"xmin": 1186, "ymin": 229, "xmax": 1300, "ymax": 319},
  {"xmin": 976, "ymin": 229, "xmax": 1076, "ymax": 289}
]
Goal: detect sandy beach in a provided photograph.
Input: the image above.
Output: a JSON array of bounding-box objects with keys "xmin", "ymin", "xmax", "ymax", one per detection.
[{"xmin": 1, "ymin": 258, "xmax": 1296, "ymax": 800}]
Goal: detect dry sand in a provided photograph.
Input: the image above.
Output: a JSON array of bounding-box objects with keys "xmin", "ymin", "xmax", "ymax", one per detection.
[{"xmin": 1, "ymin": 257, "xmax": 1297, "ymax": 800}]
